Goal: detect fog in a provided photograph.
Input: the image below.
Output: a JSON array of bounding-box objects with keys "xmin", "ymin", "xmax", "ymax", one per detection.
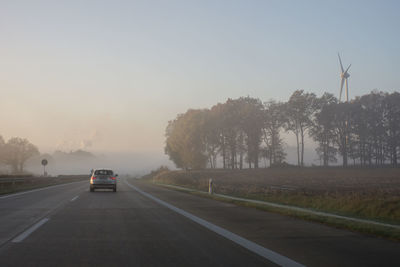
[
  {"xmin": 1, "ymin": 1, "xmax": 399, "ymax": 175},
  {"xmin": 18, "ymin": 143, "xmax": 317, "ymax": 176},
  {"xmin": 23, "ymin": 150, "xmax": 174, "ymax": 177}
]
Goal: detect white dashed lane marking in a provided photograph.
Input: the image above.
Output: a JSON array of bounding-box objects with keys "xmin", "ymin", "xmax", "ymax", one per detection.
[
  {"xmin": 71, "ymin": 195, "xmax": 79, "ymax": 202},
  {"xmin": 12, "ymin": 218, "xmax": 50, "ymax": 243}
]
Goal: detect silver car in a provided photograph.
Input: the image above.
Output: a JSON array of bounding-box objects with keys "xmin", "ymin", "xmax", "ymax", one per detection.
[{"xmin": 90, "ymin": 169, "xmax": 118, "ymax": 192}]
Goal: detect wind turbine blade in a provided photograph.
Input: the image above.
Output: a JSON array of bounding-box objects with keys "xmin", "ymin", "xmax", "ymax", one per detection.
[
  {"xmin": 338, "ymin": 53, "xmax": 344, "ymax": 72},
  {"xmin": 345, "ymin": 64, "xmax": 351, "ymax": 73},
  {"xmin": 339, "ymin": 78, "xmax": 344, "ymax": 101}
]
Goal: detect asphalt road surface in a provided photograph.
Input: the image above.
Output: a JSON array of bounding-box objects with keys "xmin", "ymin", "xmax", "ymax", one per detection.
[{"xmin": 0, "ymin": 178, "xmax": 398, "ymax": 266}]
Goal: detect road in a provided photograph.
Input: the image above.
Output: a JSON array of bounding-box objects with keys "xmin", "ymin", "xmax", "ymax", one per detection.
[{"xmin": 0, "ymin": 178, "xmax": 398, "ymax": 266}]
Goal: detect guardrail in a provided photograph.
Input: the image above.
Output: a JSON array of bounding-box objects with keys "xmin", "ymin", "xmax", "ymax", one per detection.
[
  {"xmin": 0, "ymin": 178, "xmax": 27, "ymax": 183},
  {"xmin": 0, "ymin": 177, "xmax": 38, "ymax": 188},
  {"xmin": 1, "ymin": 179, "xmax": 22, "ymax": 190},
  {"xmin": 0, "ymin": 176, "xmax": 86, "ymax": 189}
]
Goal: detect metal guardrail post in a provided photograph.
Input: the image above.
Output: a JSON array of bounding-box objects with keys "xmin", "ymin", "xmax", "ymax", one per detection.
[{"xmin": 208, "ymin": 178, "xmax": 213, "ymax": 194}]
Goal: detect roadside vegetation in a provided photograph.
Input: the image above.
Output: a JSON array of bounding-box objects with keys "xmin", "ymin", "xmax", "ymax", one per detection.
[
  {"xmin": 202, "ymin": 192, "xmax": 400, "ymax": 241},
  {"xmin": 0, "ymin": 136, "xmax": 39, "ymax": 173},
  {"xmin": 0, "ymin": 175, "xmax": 89, "ymax": 195},
  {"xmin": 160, "ymin": 90, "xmax": 400, "ymax": 240},
  {"xmin": 165, "ymin": 90, "xmax": 400, "ymax": 170},
  {"xmin": 148, "ymin": 168, "xmax": 400, "ymax": 226}
]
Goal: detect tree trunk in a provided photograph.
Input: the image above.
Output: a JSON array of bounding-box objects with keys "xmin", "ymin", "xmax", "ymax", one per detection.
[
  {"xmin": 323, "ymin": 140, "xmax": 328, "ymax": 166},
  {"xmin": 212, "ymin": 154, "xmax": 217, "ymax": 169},
  {"xmin": 222, "ymin": 142, "xmax": 226, "ymax": 169},
  {"xmin": 300, "ymin": 127, "xmax": 305, "ymax": 167},
  {"xmin": 239, "ymin": 151, "xmax": 243, "ymax": 169},
  {"xmin": 295, "ymin": 130, "xmax": 300, "ymax": 166},
  {"xmin": 254, "ymin": 145, "xmax": 259, "ymax": 168},
  {"xmin": 343, "ymin": 135, "xmax": 348, "ymax": 167},
  {"xmin": 271, "ymin": 133, "xmax": 275, "ymax": 165},
  {"xmin": 231, "ymin": 145, "xmax": 235, "ymax": 169},
  {"xmin": 234, "ymin": 154, "xmax": 237, "ymax": 169},
  {"xmin": 368, "ymin": 144, "xmax": 372, "ymax": 166}
]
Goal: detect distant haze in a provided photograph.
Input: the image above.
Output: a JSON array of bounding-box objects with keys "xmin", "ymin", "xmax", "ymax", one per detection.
[
  {"xmin": 1, "ymin": 1, "xmax": 399, "ymax": 174},
  {"xmin": 24, "ymin": 150, "xmax": 173, "ymax": 176}
]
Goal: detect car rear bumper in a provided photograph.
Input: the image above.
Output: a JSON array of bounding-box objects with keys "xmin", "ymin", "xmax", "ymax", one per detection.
[{"xmin": 90, "ymin": 184, "xmax": 116, "ymax": 189}]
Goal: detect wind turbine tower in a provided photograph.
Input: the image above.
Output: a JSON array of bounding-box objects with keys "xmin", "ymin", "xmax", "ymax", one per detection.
[{"xmin": 338, "ymin": 53, "xmax": 351, "ymax": 102}]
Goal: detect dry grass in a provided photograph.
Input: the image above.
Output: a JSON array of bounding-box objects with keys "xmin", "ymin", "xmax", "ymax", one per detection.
[
  {"xmin": 0, "ymin": 175, "xmax": 89, "ymax": 195},
  {"xmin": 152, "ymin": 168, "xmax": 400, "ymax": 224}
]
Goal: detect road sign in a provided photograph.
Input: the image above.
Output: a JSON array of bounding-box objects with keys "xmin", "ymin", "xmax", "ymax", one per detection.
[{"xmin": 41, "ymin": 159, "xmax": 48, "ymax": 177}]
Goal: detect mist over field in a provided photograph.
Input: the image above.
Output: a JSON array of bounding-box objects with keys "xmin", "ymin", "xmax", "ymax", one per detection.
[
  {"xmin": 18, "ymin": 145, "xmax": 316, "ymax": 176},
  {"xmin": 21, "ymin": 151, "xmax": 174, "ymax": 176}
]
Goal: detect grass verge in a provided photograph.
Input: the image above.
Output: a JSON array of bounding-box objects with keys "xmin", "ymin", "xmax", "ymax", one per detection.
[
  {"xmin": 151, "ymin": 180, "xmax": 400, "ymax": 242},
  {"xmin": 150, "ymin": 168, "xmax": 400, "ymax": 224}
]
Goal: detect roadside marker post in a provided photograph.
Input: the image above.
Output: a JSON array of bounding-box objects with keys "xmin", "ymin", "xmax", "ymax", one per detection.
[{"xmin": 209, "ymin": 178, "xmax": 213, "ymax": 194}]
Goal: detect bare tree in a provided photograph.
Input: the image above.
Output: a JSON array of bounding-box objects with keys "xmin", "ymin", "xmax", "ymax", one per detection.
[
  {"xmin": 310, "ymin": 93, "xmax": 338, "ymax": 166},
  {"xmin": 203, "ymin": 109, "xmax": 220, "ymax": 168},
  {"xmin": 0, "ymin": 135, "xmax": 5, "ymax": 165},
  {"xmin": 164, "ymin": 90, "xmax": 399, "ymax": 170},
  {"xmin": 357, "ymin": 92, "xmax": 386, "ymax": 166},
  {"xmin": 382, "ymin": 92, "xmax": 400, "ymax": 166},
  {"xmin": 236, "ymin": 97, "xmax": 264, "ymax": 168},
  {"xmin": 283, "ymin": 90, "xmax": 317, "ymax": 167},
  {"xmin": 3, "ymin": 137, "xmax": 40, "ymax": 173},
  {"xmin": 331, "ymin": 102, "xmax": 353, "ymax": 167},
  {"xmin": 263, "ymin": 100, "xmax": 286, "ymax": 166}
]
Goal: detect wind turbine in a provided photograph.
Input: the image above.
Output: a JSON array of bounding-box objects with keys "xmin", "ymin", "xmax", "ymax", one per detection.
[{"xmin": 338, "ymin": 53, "xmax": 351, "ymax": 102}]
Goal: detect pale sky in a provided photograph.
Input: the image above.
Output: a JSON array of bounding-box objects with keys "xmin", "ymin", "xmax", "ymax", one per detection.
[{"xmin": 1, "ymin": 0, "xmax": 399, "ymax": 156}]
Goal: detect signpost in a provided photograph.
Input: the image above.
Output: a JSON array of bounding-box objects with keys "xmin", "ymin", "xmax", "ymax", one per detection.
[{"xmin": 41, "ymin": 159, "xmax": 48, "ymax": 177}]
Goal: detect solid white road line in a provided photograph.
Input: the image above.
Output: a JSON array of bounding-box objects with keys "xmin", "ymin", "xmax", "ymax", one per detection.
[
  {"xmin": 12, "ymin": 218, "xmax": 50, "ymax": 243},
  {"xmin": 0, "ymin": 180, "xmax": 87, "ymax": 200},
  {"xmin": 124, "ymin": 180, "xmax": 304, "ymax": 267},
  {"xmin": 71, "ymin": 195, "xmax": 79, "ymax": 202},
  {"xmin": 158, "ymin": 183, "xmax": 400, "ymax": 230}
]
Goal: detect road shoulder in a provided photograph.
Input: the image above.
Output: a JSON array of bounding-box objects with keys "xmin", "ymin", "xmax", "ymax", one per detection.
[{"xmin": 130, "ymin": 178, "xmax": 400, "ymax": 267}]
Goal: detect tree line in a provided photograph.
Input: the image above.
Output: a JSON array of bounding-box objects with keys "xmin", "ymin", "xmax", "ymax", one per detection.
[
  {"xmin": 0, "ymin": 136, "xmax": 39, "ymax": 173},
  {"xmin": 165, "ymin": 90, "xmax": 400, "ymax": 169}
]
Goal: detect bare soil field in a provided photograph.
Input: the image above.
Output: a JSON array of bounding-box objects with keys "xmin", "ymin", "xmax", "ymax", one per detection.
[{"xmin": 151, "ymin": 168, "xmax": 400, "ymax": 224}]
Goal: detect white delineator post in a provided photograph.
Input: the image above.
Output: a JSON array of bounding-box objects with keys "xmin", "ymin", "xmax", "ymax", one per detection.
[{"xmin": 209, "ymin": 178, "xmax": 213, "ymax": 194}]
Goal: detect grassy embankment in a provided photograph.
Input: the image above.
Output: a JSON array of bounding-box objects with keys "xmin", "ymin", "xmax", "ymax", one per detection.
[
  {"xmin": 0, "ymin": 175, "xmax": 89, "ymax": 195},
  {"xmin": 147, "ymin": 167, "xmax": 400, "ymax": 240}
]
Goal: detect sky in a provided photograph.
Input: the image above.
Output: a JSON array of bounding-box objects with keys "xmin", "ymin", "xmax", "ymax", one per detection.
[{"xmin": 1, "ymin": 0, "xmax": 399, "ymax": 165}]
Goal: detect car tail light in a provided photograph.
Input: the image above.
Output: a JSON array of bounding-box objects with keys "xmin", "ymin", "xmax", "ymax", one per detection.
[{"xmin": 110, "ymin": 177, "xmax": 116, "ymax": 180}]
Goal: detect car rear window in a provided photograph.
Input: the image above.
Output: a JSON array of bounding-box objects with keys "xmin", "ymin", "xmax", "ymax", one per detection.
[{"xmin": 94, "ymin": 170, "xmax": 113, "ymax": 175}]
